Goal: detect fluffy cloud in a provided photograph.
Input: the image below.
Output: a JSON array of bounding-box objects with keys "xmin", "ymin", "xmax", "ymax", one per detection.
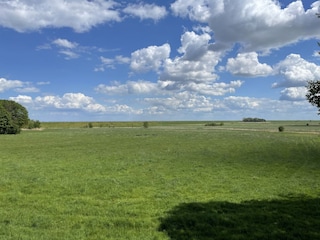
[
  {"xmin": 144, "ymin": 92, "xmax": 214, "ymax": 114},
  {"xmin": 273, "ymin": 54, "xmax": 320, "ymax": 88},
  {"xmin": 160, "ymin": 49, "xmax": 220, "ymax": 84},
  {"xmin": 104, "ymin": 104, "xmax": 142, "ymax": 115},
  {"xmin": 130, "ymin": 44, "xmax": 170, "ymax": 72},
  {"xmin": 280, "ymin": 87, "xmax": 307, "ymax": 101},
  {"xmin": 9, "ymin": 95, "xmax": 33, "ymax": 104},
  {"xmin": 171, "ymin": 0, "xmax": 211, "ymax": 22},
  {"xmin": 224, "ymin": 96, "xmax": 261, "ymax": 110},
  {"xmin": 171, "ymin": 0, "xmax": 320, "ymax": 52},
  {"xmin": 159, "ymin": 31, "xmax": 221, "ymax": 86},
  {"xmin": 0, "ymin": 78, "xmax": 24, "ymax": 92},
  {"xmin": 35, "ymin": 93, "xmax": 106, "ymax": 112},
  {"xmin": 0, "ymin": 0, "xmax": 121, "ymax": 32},
  {"xmin": 226, "ymin": 52, "xmax": 273, "ymax": 77},
  {"xmin": 123, "ymin": 3, "xmax": 167, "ymax": 21},
  {"xmin": 178, "ymin": 31, "xmax": 211, "ymax": 61},
  {"xmin": 184, "ymin": 80, "xmax": 243, "ymax": 96},
  {"xmin": 95, "ymin": 81, "xmax": 159, "ymax": 95}
]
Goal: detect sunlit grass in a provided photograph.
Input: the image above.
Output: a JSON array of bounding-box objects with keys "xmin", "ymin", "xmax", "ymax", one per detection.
[{"xmin": 0, "ymin": 123, "xmax": 319, "ymax": 239}]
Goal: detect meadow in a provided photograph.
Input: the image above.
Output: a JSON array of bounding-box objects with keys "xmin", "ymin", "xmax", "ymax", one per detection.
[{"xmin": 0, "ymin": 121, "xmax": 319, "ymax": 239}]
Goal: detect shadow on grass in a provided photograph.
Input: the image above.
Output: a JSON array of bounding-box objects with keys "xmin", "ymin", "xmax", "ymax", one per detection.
[{"xmin": 159, "ymin": 195, "xmax": 320, "ymax": 240}]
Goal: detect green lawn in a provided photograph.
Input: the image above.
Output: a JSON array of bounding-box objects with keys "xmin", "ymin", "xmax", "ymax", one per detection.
[{"xmin": 0, "ymin": 122, "xmax": 319, "ymax": 239}]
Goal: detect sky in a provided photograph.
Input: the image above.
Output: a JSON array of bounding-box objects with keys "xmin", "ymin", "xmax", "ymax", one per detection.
[{"xmin": 1, "ymin": 0, "xmax": 320, "ymax": 122}]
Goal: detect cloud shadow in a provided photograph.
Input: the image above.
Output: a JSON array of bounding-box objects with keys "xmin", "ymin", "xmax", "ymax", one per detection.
[{"xmin": 159, "ymin": 195, "xmax": 320, "ymax": 240}]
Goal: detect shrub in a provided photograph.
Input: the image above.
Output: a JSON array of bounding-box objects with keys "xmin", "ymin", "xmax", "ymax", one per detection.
[
  {"xmin": 143, "ymin": 121, "xmax": 149, "ymax": 128},
  {"xmin": 278, "ymin": 126, "xmax": 284, "ymax": 132},
  {"xmin": 28, "ymin": 120, "xmax": 41, "ymax": 129},
  {"xmin": 205, "ymin": 122, "xmax": 224, "ymax": 126}
]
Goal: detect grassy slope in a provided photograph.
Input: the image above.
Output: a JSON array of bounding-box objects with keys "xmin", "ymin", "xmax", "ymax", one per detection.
[{"xmin": 0, "ymin": 123, "xmax": 319, "ymax": 239}]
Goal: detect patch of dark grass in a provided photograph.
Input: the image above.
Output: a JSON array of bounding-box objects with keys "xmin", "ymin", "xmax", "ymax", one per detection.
[{"xmin": 159, "ymin": 195, "xmax": 320, "ymax": 240}]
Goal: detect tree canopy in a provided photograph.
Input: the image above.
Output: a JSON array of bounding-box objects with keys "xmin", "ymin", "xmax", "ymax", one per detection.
[
  {"xmin": 306, "ymin": 81, "xmax": 320, "ymax": 115},
  {"xmin": 0, "ymin": 100, "xmax": 29, "ymax": 134}
]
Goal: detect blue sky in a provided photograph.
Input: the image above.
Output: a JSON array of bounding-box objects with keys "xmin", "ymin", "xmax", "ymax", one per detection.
[{"xmin": 1, "ymin": 0, "xmax": 320, "ymax": 121}]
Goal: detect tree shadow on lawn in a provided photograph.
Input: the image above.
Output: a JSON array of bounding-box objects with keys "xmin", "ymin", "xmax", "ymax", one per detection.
[{"xmin": 159, "ymin": 195, "xmax": 320, "ymax": 240}]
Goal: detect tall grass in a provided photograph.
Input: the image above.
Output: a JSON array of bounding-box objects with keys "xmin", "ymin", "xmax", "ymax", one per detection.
[{"xmin": 0, "ymin": 125, "xmax": 319, "ymax": 239}]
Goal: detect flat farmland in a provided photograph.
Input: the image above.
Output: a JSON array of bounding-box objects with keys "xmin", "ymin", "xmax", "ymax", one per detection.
[{"xmin": 0, "ymin": 122, "xmax": 319, "ymax": 239}]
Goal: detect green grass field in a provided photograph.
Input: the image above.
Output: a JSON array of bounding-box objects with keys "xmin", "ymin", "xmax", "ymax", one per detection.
[{"xmin": 0, "ymin": 122, "xmax": 319, "ymax": 239}]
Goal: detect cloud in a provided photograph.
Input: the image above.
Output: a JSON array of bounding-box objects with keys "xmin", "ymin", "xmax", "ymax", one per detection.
[
  {"xmin": 123, "ymin": 3, "xmax": 167, "ymax": 21},
  {"xmin": 217, "ymin": 96, "xmax": 315, "ymax": 120},
  {"xmin": 171, "ymin": 0, "xmax": 211, "ymax": 22},
  {"xmin": 0, "ymin": 0, "xmax": 121, "ymax": 32},
  {"xmin": 104, "ymin": 104, "xmax": 142, "ymax": 115},
  {"xmin": 95, "ymin": 81, "xmax": 159, "ymax": 95},
  {"xmin": 178, "ymin": 31, "xmax": 211, "ymax": 61},
  {"xmin": 130, "ymin": 44, "xmax": 170, "ymax": 72},
  {"xmin": 52, "ymin": 38, "xmax": 78, "ymax": 49},
  {"xmin": 95, "ymin": 55, "xmax": 130, "ymax": 71},
  {"xmin": 171, "ymin": 0, "xmax": 320, "ymax": 52},
  {"xmin": 224, "ymin": 96, "xmax": 261, "ymax": 110},
  {"xmin": 0, "ymin": 78, "xmax": 24, "ymax": 92},
  {"xmin": 226, "ymin": 52, "xmax": 273, "ymax": 77},
  {"xmin": 9, "ymin": 95, "xmax": 33, "ymax": 104},
  {"xmin": 160, "ymin": 49, "xmax": 220, "ymax": 84},
  {"xmin": 144, "ymin": 92, "xmax": 214, "ymax": 114},
  {"xmin": 39, "ymin": 38, "xmax": 109, "ymax": 60},
  {"xmin": 280, "ymin": 87, "xmax": 307, "ymax": 101},
  {"xmin": 184, "ymin": 80, "xmax": 243, "ymax": 96},
  {"xmin": 158, "ymin": 31, "xmax": 222, "ymax": 87},
  {"xmin": 15, "ymin": 87, "xmax": 40, "ymax": 93},
  {"xmin": 52, "ymin": 38, "xmax": 81, "ymax": 59},
  {"xmin": 273, "ymin": 54, "xmax": 320, "ymax": 88},
  {"xmin": 35, "ymin": 93, "xmax": 106, "ymax": 112}
]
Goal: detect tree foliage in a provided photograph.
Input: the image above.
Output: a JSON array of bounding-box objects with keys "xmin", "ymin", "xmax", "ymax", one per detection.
[
  {"xmin": 0, "ymin": 100, "xmax": 29, "ymax": 134},
  {"xmin": 242, "ymin": 117, "xmax": 266, "ymax": 122},
  {"xmin": 306, "ymin": 80, "xmax": 320, "ymax": 115}
]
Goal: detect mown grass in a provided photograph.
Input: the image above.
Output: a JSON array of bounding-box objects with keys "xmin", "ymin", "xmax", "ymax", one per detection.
[{"xmin": 0, "ymin": 123, "xmax": 319, "ymax": 239}]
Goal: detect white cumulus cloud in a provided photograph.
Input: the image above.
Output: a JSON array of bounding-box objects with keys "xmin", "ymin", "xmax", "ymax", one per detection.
[
  {"xmin": 280, "ymin": 87, "xmax": 307, "ymax": 101},
  {"xmin": 171, "ymin": 0, "xmax": 320, "ymax": 52},
  {"xmin": 273, "ymin": 54, "xmax": 320, "ymax": 88},
  {"xmin": 9, "ymin": 95, "xmax": 33, "ymax": 104},
  {"xmin": 0, "ymin": 0, "xmax": 121, "ymax": 32},
  {"xmin": 95, "ymin": 81, "xmax": 159, "ymax": 95},
  {"xmin": 0, "ymin": 78, "xmax": 24, "ymax": 92},
  {"xmin": 131, "ymin": 44, "xmax": 170, "ymax": 72},
  {"xmin": 226, "ymin": 52, "xmax": 273, "ymax": 77},
  {"xmin": 123, "ymin": 3, "xmax": 167, "ymax": 21},
  {"xmin": 35, "ymin": 93, "xmax": 106, "ymax": 112}
]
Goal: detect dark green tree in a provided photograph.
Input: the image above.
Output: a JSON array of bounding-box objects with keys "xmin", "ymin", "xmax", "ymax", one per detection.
[
  {"xmin": 0, "ymin": 100, "xmax": 29, "ymax": 134},
  {"xmin": 0, "ymin": 100, "xmax": 29, "ymax": 128},
  {"xmin": 306, "ymin": 80, "xmax": 320, "ymax": 114},
  {"xmin": 0, "ymin": 105, "xmax": 20, "ymax": 134}
]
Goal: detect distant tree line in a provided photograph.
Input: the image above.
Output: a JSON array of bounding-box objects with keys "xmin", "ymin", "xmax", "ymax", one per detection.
[
  {"xmin": 242, "ymin": 117, "xmax": 266, "ymax": 122},
  {"xmin": 0, "ymin": 100, "xmax": 40, "ymax": 134},
  {"xmin": 205, "ymin": 122, "xmax": 224, "ymax": 126}
]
